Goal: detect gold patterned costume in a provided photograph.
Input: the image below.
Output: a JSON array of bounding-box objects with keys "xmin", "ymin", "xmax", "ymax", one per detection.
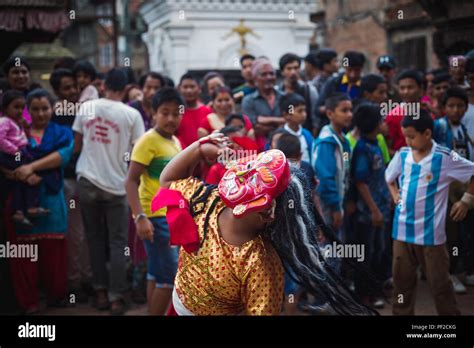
[{"xmin": 170, "ymin": 177, "xmax": 284, "ymax": 315}]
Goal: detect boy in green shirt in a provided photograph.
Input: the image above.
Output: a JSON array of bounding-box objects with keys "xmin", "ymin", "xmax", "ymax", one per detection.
[{"xmin": 125, "ymin": 87, "xmax": 184, "ymax": 315}]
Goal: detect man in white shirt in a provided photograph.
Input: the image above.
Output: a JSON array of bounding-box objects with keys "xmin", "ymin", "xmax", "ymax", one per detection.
[{"xmin": 73, "ymin": 68, "xmax": 145, "ymax": 315}]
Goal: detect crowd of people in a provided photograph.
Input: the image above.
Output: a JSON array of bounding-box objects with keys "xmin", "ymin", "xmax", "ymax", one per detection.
[{"xmin": 0, "ymin": 47, "xmax": 474, "ymax": 316}]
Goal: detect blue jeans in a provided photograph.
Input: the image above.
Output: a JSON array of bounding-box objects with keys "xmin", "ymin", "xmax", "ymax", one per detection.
[{"xmin": 143, "ymin": 217, "xmax": 179, "ymax": 288}]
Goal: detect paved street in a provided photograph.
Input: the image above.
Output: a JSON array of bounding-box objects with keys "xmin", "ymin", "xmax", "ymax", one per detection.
[{"xmin": 39, "ymin": 275, "xmax": 474, "ymax": 316}]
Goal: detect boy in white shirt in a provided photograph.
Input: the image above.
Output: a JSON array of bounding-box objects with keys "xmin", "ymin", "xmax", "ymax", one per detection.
[{"xmin": 385, "ymin": 109, "xmax": 474, "ymax": 315}]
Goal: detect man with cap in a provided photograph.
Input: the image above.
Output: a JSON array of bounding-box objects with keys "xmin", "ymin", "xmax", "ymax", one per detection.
[{"xmin": 376, "ymin": 55, "xmax": 397, "ymax": 101}]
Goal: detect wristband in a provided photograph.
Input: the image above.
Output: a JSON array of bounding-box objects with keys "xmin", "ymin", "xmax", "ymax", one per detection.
[
  {"xmin": 460, "ymin": 192, "xmax": 474, "ymax": 209},
  {"xmin": 134, "ymin": 213, "xmax": 147, "ymax": 224}
]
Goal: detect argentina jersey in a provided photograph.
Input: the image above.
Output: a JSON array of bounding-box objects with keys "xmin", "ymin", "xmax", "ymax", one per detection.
[{"xmin": 385, "ymin": 141, "xmax": 474, "ymax": 246}]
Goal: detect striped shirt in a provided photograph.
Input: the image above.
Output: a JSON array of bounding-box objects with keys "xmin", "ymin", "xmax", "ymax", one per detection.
[{"xmin": 385, "ymin": 141, "xmax": 474, "ymax": 246}]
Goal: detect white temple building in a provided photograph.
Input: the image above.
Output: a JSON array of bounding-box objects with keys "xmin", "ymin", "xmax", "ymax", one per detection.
[{"xmin": 139, "ymin": 0, "xmax": 320, "ymax": 82}]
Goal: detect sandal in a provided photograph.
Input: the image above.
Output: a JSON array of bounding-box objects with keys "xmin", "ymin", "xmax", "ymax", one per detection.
[
  {"xmin": 95, "ymin": 290, "xmax": 110, "ymax": 310},
  {"xmin": 27, "ymin": 207, "xmax": 50, "ymax": 218},
  {"xmin": 110, "ymin": 299, "xmax": 127, "ymax": 316}
]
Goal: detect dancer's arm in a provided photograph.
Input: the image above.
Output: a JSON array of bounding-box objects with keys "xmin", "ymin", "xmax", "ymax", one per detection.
[{"xmin": 160, "ymin": 133, "xmax": 229, "ymax": 189}]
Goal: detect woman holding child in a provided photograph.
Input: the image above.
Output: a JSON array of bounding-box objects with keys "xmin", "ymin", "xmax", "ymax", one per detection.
[{"xmin": 2, "ymin": 89, "xmax": 73, "ymax": 314}]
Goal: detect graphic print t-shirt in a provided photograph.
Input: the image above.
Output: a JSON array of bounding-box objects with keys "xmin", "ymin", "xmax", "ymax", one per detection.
[{"xmin": 73, "ymin": 98, "xmax": 145, "ymax": 195}]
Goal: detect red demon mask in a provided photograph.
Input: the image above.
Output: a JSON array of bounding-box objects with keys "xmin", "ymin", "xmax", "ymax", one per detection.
[{"xmin": 218, "ymin": 149, "xmax": 291, "ymax": 217}]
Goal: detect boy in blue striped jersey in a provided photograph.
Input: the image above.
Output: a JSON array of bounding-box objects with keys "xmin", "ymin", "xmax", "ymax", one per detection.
[{"xmin": 385, "ymin": 109, "xmax": 474, "ymax": 315}]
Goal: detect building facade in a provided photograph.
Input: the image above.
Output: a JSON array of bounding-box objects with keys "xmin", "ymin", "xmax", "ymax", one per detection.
[{"xmin": 140, "ymin": 0, "xmax": 321, "ymax": 82}]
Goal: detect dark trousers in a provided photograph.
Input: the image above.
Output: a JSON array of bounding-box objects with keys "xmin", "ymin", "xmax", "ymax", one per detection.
[
  {"xmin": 78, "ymin": 177, "xmax": 128, "ymax": 302},
  {"xmin": 446, "ymin": 203, "xmax": 474, "ymax": 274},
  {"xmin": 354, "ymin": 220, "xmax": 385, "ymax": 299},
  {"xmin": 0, "ymin": 151, "xmax": 39, "ymax": 213},
  {"xmin": 12, "ymin": 181, "xmax": 39, "ymax": 213}
]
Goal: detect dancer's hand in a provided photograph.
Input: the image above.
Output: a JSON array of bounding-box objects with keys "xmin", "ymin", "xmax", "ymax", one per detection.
[
  {"xmin": 201, "ymin": 132, "xmax": 231, "ymax": 148},
  {"xmin": 199, "ymin": 132, "xmax": 232, "ymax": 161},
  {"xmin": 136, "ymin": 216, "xmax": 154, "ymax": 242}
]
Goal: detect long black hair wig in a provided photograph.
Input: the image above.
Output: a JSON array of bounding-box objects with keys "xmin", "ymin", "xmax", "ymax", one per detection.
[{"xmin": 188, "ymin": 165, "xmax": 378, "ymax": 315}]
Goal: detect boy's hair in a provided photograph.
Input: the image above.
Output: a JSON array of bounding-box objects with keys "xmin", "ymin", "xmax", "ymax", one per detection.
[
  {"xmin": 304, "ymin": 52, "xmax": 319, "ymax": 69},
  {"xmin": 151, "ymin": 86, "xmax": 184, "ymax": 112},
  {"xmin": 325, "ymin": 92, "xmax": 351, "ymax": 111},
  {"xmin": 276, "ymin": 133, "xmax": 301, "ymax": 159},
  {"xmin": 279, "ymin": 93, "xmax": 306, "ymax": 114},
  {"xmin": 96, "ymin": 72, "xmax": 105, "ymax": 80},
  {"xmin": 397, "ymin": 69, "xmax": 423, "ymax": 87},
  {"xmin": 269, "ymin": 127, "xmax": 289, "ymax": 142},
  {"xmin": 279, "ymin": 53, "xmax": 301, "ymax": 71},
  {"xmin": 49, "ymin": 68, "xmax": 74, "ymax": 92},
  {"xmin": 401, "ymin": 108, "xmax": 433, "ymax": 133},
  {"xmin": 316, "ymin": 49, "xmax": 338, "ymax": 69},
  {"xmin": 360, "ymin": 74, "xmax": 386, "ymax": 95},
  {"xmin": 353, "ymin": 102, "xmax": 382, "ymax": 135},
  {"xmin": 163, "ymin": 76, "xmax": 175, "ymax": 87},
  {"xmin": 220, "ymin": 125, "xmax": 240, "ymax": 136},
  {"xmin": 1, "ymin": 90, "xmax": 24, "ymax": 111},
  {"xmin": 72, "ymin": 60, "xmax": 97, "ymax": 81},
  {"xmin": 240, "ymin": 54, "xmax": 255, "ymax": 66},
  {"xmin": 3, "ymin": 56, "xmax": 31, "ymax": 75},
  {"xmin": 427, "ymin": 68, "xmax": 445, "ymax": 76},
  {"xmin": 466, "ymin": 57, "xmax": 474, "ymax": 74},
  {"xmin": 179, "ymin": 73, "xmax": 200, "ymax": 86},
  {"xmin": 442, "ymin": 86, "xmax": 468, "ymax": 107},
  {"xmin": 138, "ymin": 71, "xmax": 165, "ymax": 89},
  {"xmin": 26, "ymin": 88, "xmax": 55, "ymax": 108},
  {"xmin": 211, "ymin": 86, "xmax": 232, "ymax": 100},
  {"xmin": 105, "ymin": 68, "xmax": 128, "ymax": 92},
  {"xmin": 53, "ymin": 56, "xmax": 76, "ymax": 71},
  {"xmin": 225, "ymin": 113, "xmax": 245, "ymax": 126},
  {"xmin": 343, "ymin": 51, "xmax": 365, "ymax": 68},
  {"xmin": 120, "ymin": 66, "xmax": 136, "ymax": 84},
  {"xmin": 432, "ymin": 72, "xmax": 451, "ymax": 85}
]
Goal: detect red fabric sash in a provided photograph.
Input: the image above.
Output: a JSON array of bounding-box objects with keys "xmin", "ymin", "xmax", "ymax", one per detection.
[{"xmin": 151, "ymin": 188, "xmax": 200, "ymax": 253}]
